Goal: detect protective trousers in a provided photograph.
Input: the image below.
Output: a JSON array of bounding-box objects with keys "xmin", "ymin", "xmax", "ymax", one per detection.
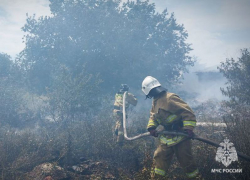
[
  {"xmin": 113, "ymin": 111, "xmax": 124, "ymax": 145},
  {"xmin": 153, "ymin": 139, "xmax": 199, "ymax": 179}
]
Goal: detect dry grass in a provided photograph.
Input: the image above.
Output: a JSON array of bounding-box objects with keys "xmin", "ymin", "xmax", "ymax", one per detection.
[{"xmin": 0, "ymin": 100, "xmax": 249, "ymax": 180}]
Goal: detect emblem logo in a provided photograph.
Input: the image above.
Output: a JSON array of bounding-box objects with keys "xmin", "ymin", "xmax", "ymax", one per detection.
[{"xmin": 215, "ymin": 138, "xmax": 238, "ymax": 167}]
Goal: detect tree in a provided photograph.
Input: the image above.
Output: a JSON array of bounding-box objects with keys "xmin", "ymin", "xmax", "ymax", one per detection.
[
  {"xmin": 0, "ymin": 53, "xmax": 30, "ymax": 127},
  {"xmin": 19, "ymin": 0, "xmax": 193, "ymax": 94},
  {"xmin": 218, "ymin": 48, "xmax": 250, "ymax": 105},
  {"xmin": 46, "ymin": 66, "xmax": 101, "ymax": 124},
  {"xmin": 0, "ymin": 53, "xmax": 12, "ymax": 77},
  {"xmin": 218, "ymin": 49, "xmax": 250, "ymax": 179}
]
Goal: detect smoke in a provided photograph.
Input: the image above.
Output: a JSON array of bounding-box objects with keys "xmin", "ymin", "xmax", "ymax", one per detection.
[
  {"xmin": 127, "ymin": 62, "xmax": 228, "ymax": 113},
  {"xmin": 175, "ymin": 62, "xmax": 228, "ymax": 106}
]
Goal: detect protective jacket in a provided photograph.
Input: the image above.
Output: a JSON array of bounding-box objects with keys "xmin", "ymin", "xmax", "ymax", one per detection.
[
  {"xmin": 147, "ymin": 91, "xmax": 196, "ymax": 146},
  {"xmin": 113, "ymin": 92, "xmax": 137, "ymax": 112}
]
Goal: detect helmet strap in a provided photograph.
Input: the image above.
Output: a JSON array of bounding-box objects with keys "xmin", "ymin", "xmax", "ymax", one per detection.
[{"xmin": 145, "ymin": 95, "xmax": 152, "ymax": 100}]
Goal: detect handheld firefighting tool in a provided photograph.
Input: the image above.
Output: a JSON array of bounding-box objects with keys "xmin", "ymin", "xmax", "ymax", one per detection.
[{"xmin": 122, "ymin": 92, "xmax": 250, "ymax": 162}]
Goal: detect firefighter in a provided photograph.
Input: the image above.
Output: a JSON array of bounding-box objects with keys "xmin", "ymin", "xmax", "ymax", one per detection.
[
  {"xmin": 113, "ymin": 84, "xmax": 137, "ymax": 145},
  {"xmin": 142, "ymin": 76, "xmax": 202, "ymax": 179}
]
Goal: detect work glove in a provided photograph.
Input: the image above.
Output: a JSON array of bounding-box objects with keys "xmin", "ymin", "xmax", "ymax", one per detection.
[
  {"xmin": 149, "ymin": 128, "xmax": 158, "ymax": 137},
  {"xmin": 184, "ymin": 129, "xmax": 195, "ymax": 138}
]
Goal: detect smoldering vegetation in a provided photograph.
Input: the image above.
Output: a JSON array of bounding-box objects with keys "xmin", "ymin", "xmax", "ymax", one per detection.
[{"xmin": 0, "ymin": 0, "xmax": 250, "ymax": 179}]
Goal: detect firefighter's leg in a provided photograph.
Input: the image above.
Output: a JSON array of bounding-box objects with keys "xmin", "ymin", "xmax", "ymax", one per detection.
[
  {"xmin": 113, "ymin": 112, "xmax": 119, "ymax": 141},
  {"xmin": 174, "ymin": 139, "xmax": 202, "ymax": 179},
  {"xmin": 113, "ymin": 111, "xmax": 123, "ymax": 145},
  {"xmin": 115, "ymin": 114, "xmax": 124, "ymax": 145},
  {"xmin": 152, "ymin": 144, "xmax": 174, "ymax": 179},
  {"xmin": 117, "ymin": 121, "xmax": 124, "ymax": 145}
]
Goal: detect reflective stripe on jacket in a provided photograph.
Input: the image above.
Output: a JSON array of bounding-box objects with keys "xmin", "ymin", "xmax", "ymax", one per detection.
[{"xmin": 147, "ymin": 91, "xmax": 196, "ymax": 146}]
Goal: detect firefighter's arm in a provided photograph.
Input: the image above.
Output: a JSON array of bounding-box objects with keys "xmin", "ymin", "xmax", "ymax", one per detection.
[
  {"xmin": 147, "ymin": 114, "xmax": 159, "ymax": 137},
  {"xmin": 126, "ymin": 93, "xmax": 138, "ymax": 106},
  {"xmin": 168, "ymin": 94, "xmax": 196, "ymax": 131},
  {"xmin": 147, "ymin": 106, "xmax": 159, "ymax": 131}
]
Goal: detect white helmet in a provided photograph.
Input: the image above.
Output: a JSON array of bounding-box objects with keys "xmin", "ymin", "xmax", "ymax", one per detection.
[{"xmin": 142, "ymin": 76, "xmax": 161, "ymax": 95}]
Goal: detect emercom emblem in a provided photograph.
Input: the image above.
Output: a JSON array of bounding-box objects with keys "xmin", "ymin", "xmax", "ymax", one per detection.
[{"xmin": 215, "ymin": 138, "xmax": 238, "ymax": 167}]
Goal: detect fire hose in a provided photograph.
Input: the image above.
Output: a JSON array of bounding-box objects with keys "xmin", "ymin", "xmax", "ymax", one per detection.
[{"xmin": 122, "ymin": 91, "xmax": 250, "ymax": 162}]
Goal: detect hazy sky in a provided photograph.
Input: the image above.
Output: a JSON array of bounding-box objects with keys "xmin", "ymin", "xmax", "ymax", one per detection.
[
  {"xmin": 0, "ymin": 0, "xmax": 250, "ymax": 70},
  {"xmin": 151, "ymin": 0, "xmax": 250, "ymax": 70}
]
